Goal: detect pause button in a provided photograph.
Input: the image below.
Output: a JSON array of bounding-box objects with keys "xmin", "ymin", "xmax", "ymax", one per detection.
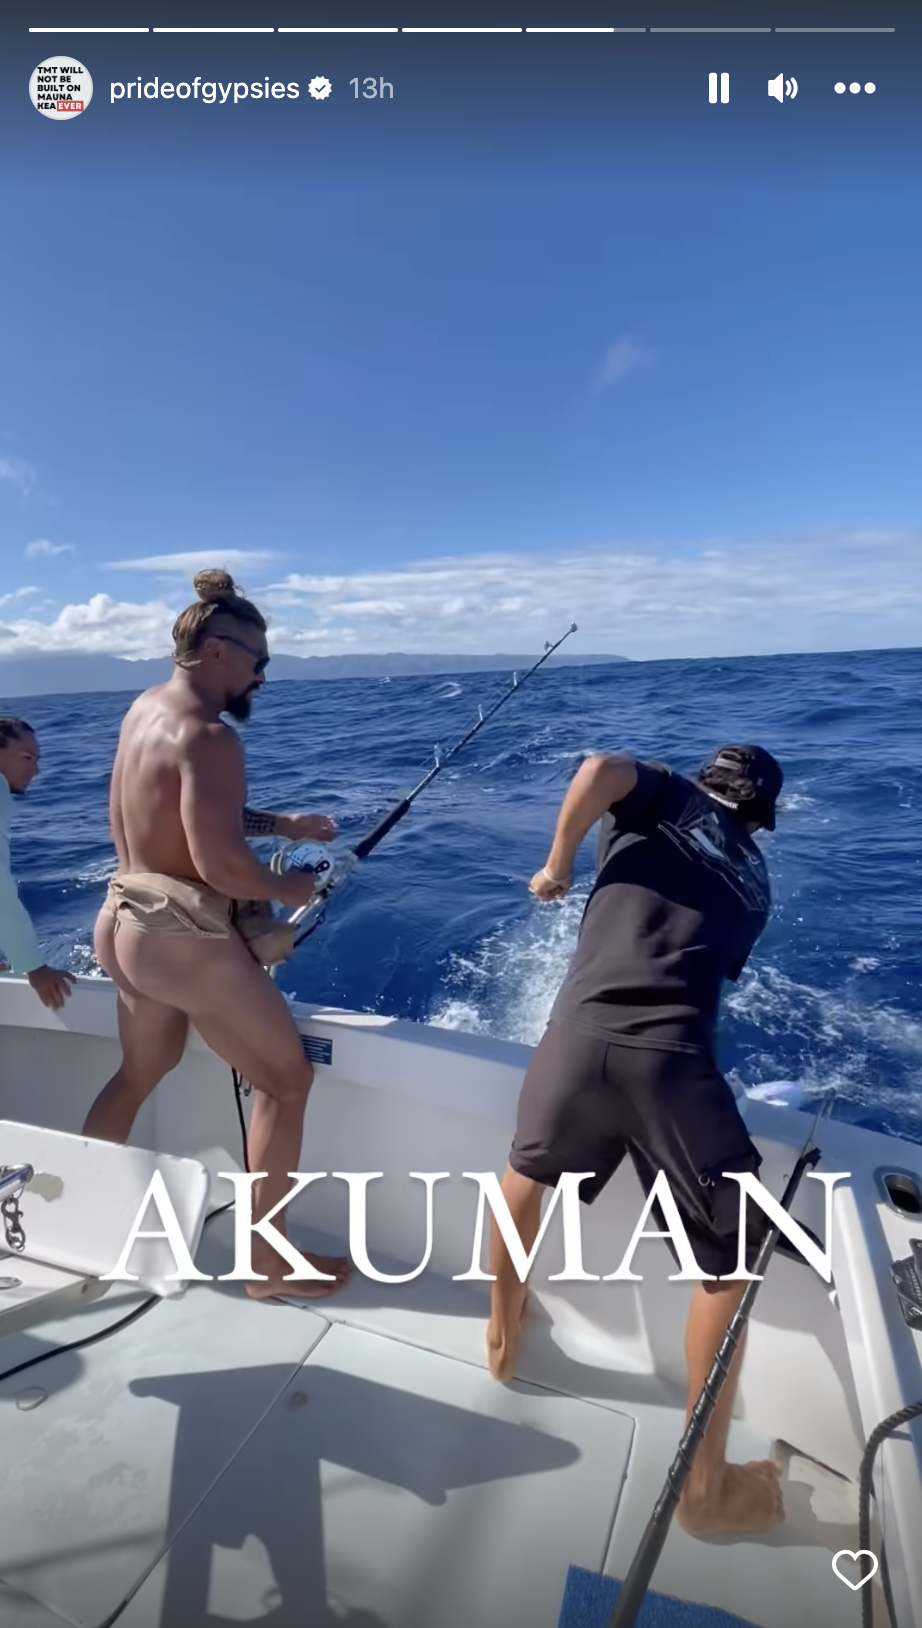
[{"xmin": 709, "ymin": 72, "xmax": 729, "ymax": 104}]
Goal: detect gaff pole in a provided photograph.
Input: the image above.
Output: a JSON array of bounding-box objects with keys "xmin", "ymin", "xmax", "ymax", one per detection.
[{"xmin": 606, "ymin": 1093, "xmax": 835, "ymax": 1628}]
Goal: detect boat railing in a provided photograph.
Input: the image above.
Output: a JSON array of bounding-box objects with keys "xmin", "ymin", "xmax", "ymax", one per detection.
[{"xmin": 0, "ymin": 1164, "xmax": 33, "ymax": 1198}]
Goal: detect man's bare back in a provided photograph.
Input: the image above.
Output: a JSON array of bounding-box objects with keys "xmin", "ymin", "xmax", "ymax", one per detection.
[
  {"xmin": 110, "ymin": 684, "xmax": 223, "ymax": 883},
  {"xmin": 108, "ymin": 677, "xmax": 298, "ymax": 909},
  {"xmin": 83, "ymin": 570, "xmax": 352, "ymax": 1301}
]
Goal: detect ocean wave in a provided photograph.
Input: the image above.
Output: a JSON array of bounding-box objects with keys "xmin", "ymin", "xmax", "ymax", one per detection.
[
  {"xmin": 9, "ymin": 645, "xmax": 921, "ymax": 1144},
  {"xmin": 72, "ymin": 858, "xmax": 119, "ymax": 887},
  {"xmin": 725, "ymin": 962, "xmax": 922, "ymax": 1136}
]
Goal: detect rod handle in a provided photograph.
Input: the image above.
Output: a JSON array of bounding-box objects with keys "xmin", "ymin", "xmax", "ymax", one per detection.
[{"xmin": 351, "ymin": 799, "xmax": 412, "ymax": 861}]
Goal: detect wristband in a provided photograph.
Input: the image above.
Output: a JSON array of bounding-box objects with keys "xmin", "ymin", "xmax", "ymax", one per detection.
[{"xmin": 542, "ymin": 866, "xmax": 568, "ymax": 887}]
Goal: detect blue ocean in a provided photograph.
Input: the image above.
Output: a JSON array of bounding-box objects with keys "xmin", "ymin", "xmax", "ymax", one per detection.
[{"xmin": 6, "ymin": 647, "xmax": 921, "ymax": 1144}]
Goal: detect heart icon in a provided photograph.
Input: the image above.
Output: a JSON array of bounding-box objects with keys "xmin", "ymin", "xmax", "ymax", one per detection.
[{"xmin": 831, "ymin": 1550, "xmax": 879, "ymax": 1591}]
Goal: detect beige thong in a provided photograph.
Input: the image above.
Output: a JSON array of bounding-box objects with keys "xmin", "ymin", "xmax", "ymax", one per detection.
[
  {"xmin": 106, "ymin": 873, "xmax": 232, "ymax": 937},
  {"xmin": 105, "ymin": 874, "xmax": 294, "ymax": 966}
]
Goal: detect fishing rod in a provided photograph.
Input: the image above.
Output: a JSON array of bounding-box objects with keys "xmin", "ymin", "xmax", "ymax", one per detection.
[
  {"xmin": 606, "ymin": 1091, "xmax": 836, "ymax": 1628},
  {"xmin": 284, "ymin": 622, "xmax": 578, "ymax": 949}
]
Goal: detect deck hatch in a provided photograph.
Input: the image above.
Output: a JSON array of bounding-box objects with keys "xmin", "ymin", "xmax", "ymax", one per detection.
[{"xmin": 118, "ymin": 1320, "xmax": 635, "ymax": 1628}]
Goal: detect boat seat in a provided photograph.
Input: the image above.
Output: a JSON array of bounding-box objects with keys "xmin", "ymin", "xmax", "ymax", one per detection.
[{"xmin": 0, "ymin": 1121, "xmax": 210, "ymax": 1338}]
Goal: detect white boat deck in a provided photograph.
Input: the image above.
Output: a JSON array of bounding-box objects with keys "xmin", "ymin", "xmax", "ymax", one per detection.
[
  {"xmin": 0, "ymin": 1209, "xmax": 881, "ymax": 1628},
  {"xmin": 0, "ymin": 976, "xmax": 919, "ymax": 1628}
]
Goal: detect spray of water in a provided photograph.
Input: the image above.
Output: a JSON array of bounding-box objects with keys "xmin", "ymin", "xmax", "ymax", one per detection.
[
  {"xmin": 428, "ymin": 889, "xmax": 588, "ymax": 1044},
  {"xmin": 429, "ymin": 905, "xmax": 922, "ymax": 1142},
  {"xmin": 725, "ymin": 963, "xmax": 922, "ymax": 1135}
]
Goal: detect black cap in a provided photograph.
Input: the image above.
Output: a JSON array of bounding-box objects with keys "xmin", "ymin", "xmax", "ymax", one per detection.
[{"xmin": 699, "ymin": 744, "xmax": 784, "ymax": 830}]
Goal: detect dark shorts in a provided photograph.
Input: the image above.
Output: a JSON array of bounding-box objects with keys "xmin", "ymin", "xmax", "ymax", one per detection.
[{"xmin": 509, "ymin": 1019, "xmax": 767, "ymax": 1280}]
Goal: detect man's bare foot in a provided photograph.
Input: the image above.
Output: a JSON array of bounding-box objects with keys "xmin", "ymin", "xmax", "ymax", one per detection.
[
  {"xmin": 245, "ymin": 1250, "xmax": 352, "ymax": 1302},
  {"xmin": 676, "ymin": 1460, "xmax": 784, "ymax": 1537},
  {"xmin": 486, "ymin": 1287, "xmax": 530, "ymax": 1383}
]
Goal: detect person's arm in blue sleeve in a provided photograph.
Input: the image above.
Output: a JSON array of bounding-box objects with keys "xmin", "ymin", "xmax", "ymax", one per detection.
[
  {"xmin": 0, "ymin": 860, "xmax": 44, "ymax": 975},
  {"xmin": 0, "ymin": 804, "xmax": 74, "ymax": 1010},
  {"xmin": 0, "ymin": 729, "xmax": 74, "ymax": 1010}
]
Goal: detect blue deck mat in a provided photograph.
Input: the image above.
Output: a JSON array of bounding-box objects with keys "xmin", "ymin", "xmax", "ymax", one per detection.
[{"xmin": 557, "ymin": 1566, "xmax": 760, "ymax": 1628}]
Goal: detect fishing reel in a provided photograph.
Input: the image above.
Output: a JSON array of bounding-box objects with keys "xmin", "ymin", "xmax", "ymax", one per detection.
[
  {"xmin": 270, "ymin": 842, "xmax": 333, "ymax": 883},
  {"xmin": 272, "ymin": 843, "xmax": 359, "ymax": 935}
]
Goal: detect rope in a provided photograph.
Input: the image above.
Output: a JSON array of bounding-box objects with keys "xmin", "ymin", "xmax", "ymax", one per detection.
[
  {"xmin": 232, "ymin": 1068, "xmax": 251, "ymax": 1173},
  {"xmin": 858, "ymin": 1398, "xmax": 922, "ymax": 1628}
]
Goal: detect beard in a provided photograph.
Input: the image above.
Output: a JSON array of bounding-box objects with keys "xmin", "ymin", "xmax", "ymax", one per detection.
[{"xmin": 225, "ymin": 688, "xmax": 256, "ymax": 721}]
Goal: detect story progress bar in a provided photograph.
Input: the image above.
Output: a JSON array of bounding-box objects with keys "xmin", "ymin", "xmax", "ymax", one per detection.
[{"xmin": 27, "ymin": 24, "xmax": 898, "ymax": 35}]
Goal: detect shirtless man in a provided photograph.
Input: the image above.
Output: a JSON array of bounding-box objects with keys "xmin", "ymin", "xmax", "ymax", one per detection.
[
  {"xmin": 84, "ymin": 569, "xmax": 349, "ymax": 1300},
  {"xmin": 486, "ymin": 744, "xmax": 786, "ymax": 1537}
]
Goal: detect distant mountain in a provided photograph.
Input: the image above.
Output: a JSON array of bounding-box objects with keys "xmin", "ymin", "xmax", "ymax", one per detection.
[
  {"xmin": 270, "ymin": 651, "xmax": 628, "ymax": 681},
  {"xmin": 0, "ymin": 654, "xmax": 173, "ymax": 699},
  {"xmin": 0, "ymin": 649, "xmax": 628, "ymax": 699}
]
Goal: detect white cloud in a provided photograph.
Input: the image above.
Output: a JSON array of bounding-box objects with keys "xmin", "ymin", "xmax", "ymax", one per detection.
[
  {"xmin": 25, "ymin": 538, "xmax": 74, "ymax": 558},
  {"xmin": 596, "ymin": 336, "xmax": 654, "ymax": 389},
  {"xmin": 0, "ymin": 587, "xmax": 39, "ymax": 609},
  {"xmin": 325, "ymin": 599, "xmax": 409, "ymax": 618},
  {"xmin": 106, "ymin": 550, "xmax": 280, "ymax": 573},
  {"xmin": 0, "ymin": 456, "xmax": 37, "ymax": 497},
  {"xmin": 0, "ymin": 593, "xmax": 179, "ymax": 658},
  {"xmin": 260, "ymin": 527, "xmax": 922, "ymax": 660},
  {"xmin": 0, "ymin": 528, "xmax": 917, "ymax": 661}
]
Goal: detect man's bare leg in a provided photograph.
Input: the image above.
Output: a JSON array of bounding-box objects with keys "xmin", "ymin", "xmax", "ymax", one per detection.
[
  {"xmin": 675, "ymin": 1281, "xmax": 784, "ymax": 1537},
  {"xmin": 108, "ymin": 924, "xmax": 351, "ymax": 1299},
  {"xmin": 84, "ymin": 908, "xmax": 189, "ymax": 1143},
  {"xmin": 83, "ymin": 993, "xmax": 187, "ymax": 1143},
  {"xmin": 486, "ymin": 1165, "xmax": 543, "ymax": 1382},
  {"xmin": 224, "ymin": 1083, "xmax": 353, "ymax": 1300}
]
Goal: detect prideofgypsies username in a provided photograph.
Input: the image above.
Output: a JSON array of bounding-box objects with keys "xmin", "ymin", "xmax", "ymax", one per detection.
[
  {"xmin": 103, "ymin": 1167, "xmax": 850, "ymax": 1286},
  {"xmin": 111, "ymin": 77, "xmax": 303, "ymax": 104}
]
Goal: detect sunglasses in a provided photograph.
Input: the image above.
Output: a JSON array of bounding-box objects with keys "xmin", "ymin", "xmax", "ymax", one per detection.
[{"xmin": 216, "ymin": 634, "xmax": 270, "ymax": 675}]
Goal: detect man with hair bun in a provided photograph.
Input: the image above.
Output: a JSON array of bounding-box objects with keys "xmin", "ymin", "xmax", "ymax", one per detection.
[
  {"xmin": 84, "ymin": 569, "xmax": 350, "ymax": 1300},
  {"xmin": 0, "ymin": 716, "xmax": 75, "ymax": 1009}
]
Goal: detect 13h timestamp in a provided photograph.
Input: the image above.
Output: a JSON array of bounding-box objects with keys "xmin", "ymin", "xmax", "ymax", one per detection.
[{"xmin": 350, "ymin": 77, "xmax": 393, "ymax": 99}]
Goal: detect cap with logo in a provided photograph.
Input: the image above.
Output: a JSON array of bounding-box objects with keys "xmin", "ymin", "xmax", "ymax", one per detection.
[{"xmin": 699, "ymin": 744, "xmax": 784, "ymax": 830}]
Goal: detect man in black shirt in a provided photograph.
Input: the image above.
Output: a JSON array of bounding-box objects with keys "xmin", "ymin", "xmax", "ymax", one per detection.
[{"xmin": 486, "ymin": 743, "xmax": 785, "ymax": 1538}]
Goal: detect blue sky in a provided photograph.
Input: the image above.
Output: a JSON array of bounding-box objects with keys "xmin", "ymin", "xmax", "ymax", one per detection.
[{"xmin": 1, "ymin": 10, "xmax": 919, "ymax": 661}]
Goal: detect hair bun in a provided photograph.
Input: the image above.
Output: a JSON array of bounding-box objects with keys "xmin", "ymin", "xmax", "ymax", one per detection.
[{"xmin": 193, "ymin": 568, "xmax": 238, "ymax": 603}]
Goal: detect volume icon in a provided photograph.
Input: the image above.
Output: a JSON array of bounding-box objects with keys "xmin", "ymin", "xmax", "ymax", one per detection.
[{"xmin": 768, "ymin": 73, "xmax": 798, "ymax": 101}]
